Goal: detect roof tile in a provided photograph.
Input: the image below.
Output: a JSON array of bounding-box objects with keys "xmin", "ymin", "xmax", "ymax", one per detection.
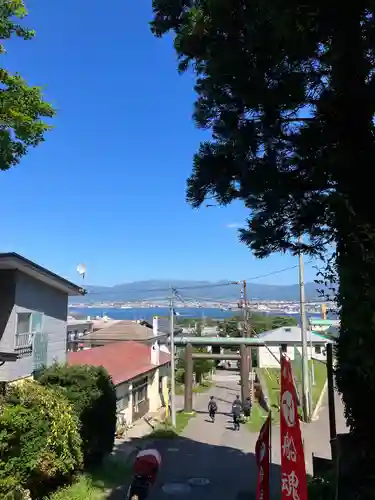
[{"xmin": 67, "ymin": 341, "xmax": 170, "ymax": 385}]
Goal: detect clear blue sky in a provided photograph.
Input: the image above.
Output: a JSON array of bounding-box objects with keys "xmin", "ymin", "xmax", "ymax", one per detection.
[{"xmin": 0, "ymin": 1, "xmax": 319, "ymax": 286}]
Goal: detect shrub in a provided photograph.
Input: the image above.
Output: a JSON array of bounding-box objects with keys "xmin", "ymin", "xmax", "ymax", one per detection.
[
  {"xmin": 36, "ymin": 364, "xmax": 117, "ymax": 466},
  {"xmin": 0, "ymin": 381, "xmax": 83, "ymax": 499},
  {"xmin": 307, "ymin": 470, "xmax": 335, "ymax": 499}
]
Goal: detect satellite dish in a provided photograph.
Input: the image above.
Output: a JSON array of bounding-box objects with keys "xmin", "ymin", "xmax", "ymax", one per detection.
[{"xmin": 77, "ymin": 263, "xmax": 86, "ymax": 279}]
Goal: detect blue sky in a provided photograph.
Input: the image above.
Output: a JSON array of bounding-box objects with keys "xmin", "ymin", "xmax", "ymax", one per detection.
[{"xmin": 0, "ymin": 1, "xmax": 319, "ymax": 286}]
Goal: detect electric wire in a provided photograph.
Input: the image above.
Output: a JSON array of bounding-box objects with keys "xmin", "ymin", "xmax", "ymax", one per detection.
[{"xmin": 77, "ymin": 260, "xmax": 316, "ymax": 299}]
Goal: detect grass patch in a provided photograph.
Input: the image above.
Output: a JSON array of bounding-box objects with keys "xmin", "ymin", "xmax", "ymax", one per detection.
[
  {"xmin": 310, "ymin": 360, "xmax": 327, "ymax": 408},
  {"xmin": 258, "ymin": 360, "xmax": 327, "ymax": 421},
  {"xmin": 149, "ymin": 410, "xmax": 196, "ymax": 439},
  {"xmin": 175, "ymin": 380, "xmax": 212, "ymax": 395},
  {"xmin": 258, "ymin": 367, "xmax": 281, "ymax": 423},
  {"xmin": 48, "ymin": 455, "xmax": 131, "ymax": 500},
  {"xmin": 246, "ymin": 403, "xmax": 269, "ymax": 432}
]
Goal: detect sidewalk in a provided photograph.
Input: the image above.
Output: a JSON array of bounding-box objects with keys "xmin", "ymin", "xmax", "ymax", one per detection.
[{"xmin": 112, "ymin": 409, "xmax": 166, "ymax": 461}]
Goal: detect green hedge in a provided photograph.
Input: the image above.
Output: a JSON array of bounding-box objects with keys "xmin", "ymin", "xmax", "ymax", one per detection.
[
  {"xmin": 0, "ymin": 381, "xmax": 83, "ymax": 499},
  {"xmin": 36, "ymin": 364, "xmax": 117, "ymax": 467}
]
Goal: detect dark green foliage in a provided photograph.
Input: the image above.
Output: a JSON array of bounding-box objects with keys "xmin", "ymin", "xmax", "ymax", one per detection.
[
  {"xmin": 176, "ymin": 350, "xmax": 213, "ymax": 384},
  {"xmin": 218, "ymin": 317, "xmax": 241, "ymax": 338},
  {"xmin": 0, "ymin": 1, "xmax": 55, "ymax": 170},
  {"xmin": 36, "ymin": 364, "xmax": 117, "ymax": 467},
  {"xmin": 192, "ymin": 347, "xmax": 214, "ymax": 383},
  {"xmin": 218, "ymin": 314, "xmax": 297, "ymax": 337},
  {"xmin": 151, "ymin": 1, "xmax": 375, "ymax": 496},
  {"xmin": 307, "ymin": 471, "xmax": 335, "ymax": 499},
  {"xmin": 0, "ymin": 381, "xmax": 82, "ymax": 499}
]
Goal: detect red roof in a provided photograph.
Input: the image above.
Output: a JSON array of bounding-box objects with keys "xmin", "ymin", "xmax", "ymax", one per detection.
[{"xmin": 67, "ymin": 341, "xmax": 170, "ymax": 385}]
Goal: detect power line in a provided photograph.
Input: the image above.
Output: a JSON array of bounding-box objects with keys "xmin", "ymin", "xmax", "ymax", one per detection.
[
  {"xmin": 176, "ymin": 292, "xmax": 330, "ymax": 306},
  {"xmin": 79, "ymin": 260, "xmax": 315, "ymax": 298}
]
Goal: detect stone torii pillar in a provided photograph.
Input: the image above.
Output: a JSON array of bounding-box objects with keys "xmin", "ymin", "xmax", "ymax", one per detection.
[
  {"xmin": 240, "ymin": 344, "xmax": 249, "ymax": 402},
  {"xmin": 184, "ymin": 343, "xmax": 193, "ymax": 413}
]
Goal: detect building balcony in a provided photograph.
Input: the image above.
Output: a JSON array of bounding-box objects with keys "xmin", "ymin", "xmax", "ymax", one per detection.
[{"xmin": 15, "ymin": 332, "xmax": 33, "ymax": 356}]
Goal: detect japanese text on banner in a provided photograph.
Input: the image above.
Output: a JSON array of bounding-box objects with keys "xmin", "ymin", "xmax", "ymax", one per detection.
[
  {"xmin": 255, "ymin": 412, "xmax": 271, "ymax": 500},
  {"xmin": 280, "ymin": 355, "xmax": 308, "ymax": 500}
]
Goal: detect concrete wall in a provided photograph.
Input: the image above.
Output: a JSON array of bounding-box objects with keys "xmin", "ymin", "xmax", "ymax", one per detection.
[
  {"xmin": 257, "ymin": 344, "xmax": 327, "ymax": 368},
  {"xmin": 0, "ymin": 271, "xmax": 69, "ymax": 382}
]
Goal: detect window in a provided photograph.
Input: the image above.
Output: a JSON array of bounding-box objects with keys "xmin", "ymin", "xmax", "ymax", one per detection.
[
  {"xmin": 315, "ymin": 345, "xmax": 322, "ymax": 354},
  {"xmin": 116, "ymin": 394, "xmax": 129, "ymax": 412},
  {"xmin": 15, "ymin": 312, "xmax": 43, "ymax": 354},
  {"xmin": 31, "ymin": 313, "xmax": 43, "ymax": 333},
  {"xmin": 133, "ymin": 376, "xmax": 148, "ymax": 389},
  {"xmin": 132, "ymin": 376, "xmax": 148, "ymax": 409},
  {"xmin": 16, "ymin": 313, "xmax": 31, "ymax": 335}
]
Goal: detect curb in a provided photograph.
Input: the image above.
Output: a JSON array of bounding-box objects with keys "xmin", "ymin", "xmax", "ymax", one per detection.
[{"xmin": 311, "ymin": 379, "xmax": 328, "ymax": 421}]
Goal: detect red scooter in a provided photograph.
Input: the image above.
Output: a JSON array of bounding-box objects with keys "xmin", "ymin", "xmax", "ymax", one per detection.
[{"xmin": 126, "ymin": 449, "xmax": 161, "ymax": 500}]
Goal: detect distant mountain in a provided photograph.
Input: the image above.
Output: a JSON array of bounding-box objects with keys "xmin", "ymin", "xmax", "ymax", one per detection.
[{"xmin": 69, "ymin": 279, "xmax": 331, "ymax": 303}]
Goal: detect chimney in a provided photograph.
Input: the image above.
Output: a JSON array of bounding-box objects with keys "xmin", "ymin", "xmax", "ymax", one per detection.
[
  {"xmin": 153, "ymin": 316, "xmax": 158, "ymax": 337},
  {"xmin": 151, "ymin": 316, "xmax": 160, "ymax": 365}
]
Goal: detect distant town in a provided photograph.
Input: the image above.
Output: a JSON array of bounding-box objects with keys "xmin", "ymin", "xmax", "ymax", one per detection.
[{"xmin": 68, "ymin": 299, "xmax": 337, "ymax": 315}]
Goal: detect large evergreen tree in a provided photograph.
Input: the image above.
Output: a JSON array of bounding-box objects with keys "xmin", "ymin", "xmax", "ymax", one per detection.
[{"xmin": 151, "ymin": 1, "xmax": 375, "ymax": 496}]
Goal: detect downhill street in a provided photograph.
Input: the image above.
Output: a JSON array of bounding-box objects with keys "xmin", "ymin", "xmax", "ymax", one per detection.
[{"xmin": 148, "ymin": 370, "xmax": 347, "ymax": 500}]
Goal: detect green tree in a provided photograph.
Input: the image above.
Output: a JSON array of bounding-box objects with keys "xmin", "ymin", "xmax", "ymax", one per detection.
[
  {"xmin": 194, "ymin": 322, "xmax": 202, "ymax": 336},
  {"xmin": 218, "ymin": 314, "xmax": 296, "ymax": 337},
  {"xmin": 176, "ymin": 348, "xmax": 214, "ymax": 384},
  {"xmin": 193, "ymin": 347, "xmax": 214, "ymax": 383},
  {"xmin": 217, "ymin": 317, "xmax": 241, "ymax": 337},
  {"xmin": 36, "ymin": 364, "xmax": 117, "ymax": 467},
  {"xmin": 151, "ymin": 1, "xmax": 374, "ymax": 495},
  {"xmin": 252, "ymin": 314, "xmax": 297, "ymax": 334},
  {"xmin": 0, "ymin": 0, "xmax": 55, "ymax": 170},
  {"xmin": 0, "ymin": 381, "xmax": 82, "ymax": 499}
]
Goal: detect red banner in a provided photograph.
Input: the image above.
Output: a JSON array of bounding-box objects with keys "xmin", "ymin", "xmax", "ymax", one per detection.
[
  {"xmin": 255, "ymin": 413, "xmax": 271, "ymax": 500},
  {"xmin": 280, "ymin": 355, "xmax": 308, "ymax": 500}
]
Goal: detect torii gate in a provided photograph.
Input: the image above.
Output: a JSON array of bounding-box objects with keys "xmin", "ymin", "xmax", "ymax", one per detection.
[{"xmin": 171, "ymin": 336, "xmax": 287, "ymax": 413}]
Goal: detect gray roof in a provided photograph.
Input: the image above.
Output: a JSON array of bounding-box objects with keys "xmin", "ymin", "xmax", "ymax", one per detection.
[
  {"xmin": 0, "ymin": 252, "xmax": 84, "ymax": 296},
  {"xmin": 140, "ymin": 318, "xmax": 182, "ymax": 335},
  {"xmin": 257, "ymin": 326, "xmax": 331, "ymax": 344}
]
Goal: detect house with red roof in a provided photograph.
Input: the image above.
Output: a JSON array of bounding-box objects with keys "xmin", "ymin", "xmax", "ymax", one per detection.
[{"xmin": 68, "ymin": 337, "xmax": 170, "ymax": 425}]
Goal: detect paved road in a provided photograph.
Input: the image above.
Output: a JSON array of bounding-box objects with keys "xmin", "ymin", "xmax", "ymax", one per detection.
[
  {"xmin": 148, "ymin": 371, "xmax": 347, "ymax": 500},
  {"xmin": 302, "ymin": 389, "xmax": 348, "ymax": 464},
  {"xmin": 150, "ymin": 373, "xmax": 279, "ymax": 500}
]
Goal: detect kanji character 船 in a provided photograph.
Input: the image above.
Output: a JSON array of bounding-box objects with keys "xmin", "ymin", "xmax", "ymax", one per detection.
[{"xmin": 282, "ymin": 432, "xmax": 297, "ymax": 462}]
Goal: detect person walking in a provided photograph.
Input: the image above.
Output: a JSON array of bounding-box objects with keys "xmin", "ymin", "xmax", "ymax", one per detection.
[
  {"xmin": 243, "ymin": 396, "xmax": 252, "ymax": 422},
  {"xmin": 231, "ymin": 395, "xmax": 242, "ymax": 431},
  {"xmin": 208, "ymin": 395, "xmax": 218, "ymax": 422}
]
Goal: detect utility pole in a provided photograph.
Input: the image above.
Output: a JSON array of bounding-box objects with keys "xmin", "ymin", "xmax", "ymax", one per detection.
[
  {"xmin": 243, "ymin": 280, "xmax": 249, "ymax": 338},
  {"xmin": 298, "ymin": 235, "xmax": 311, "ymax": 422},
  {"xmin": 169, "ymin": 291, "xmax": 177, "ymax": 427},
  {"xmin": 243, "ymin": 280, "xmax": 254, "ymax": 401}
]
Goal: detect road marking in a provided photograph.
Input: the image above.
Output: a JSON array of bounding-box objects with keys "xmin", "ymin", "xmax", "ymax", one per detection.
[
  {"xmin": 162, "ymin": 483, "xmax": 192, "ymax": 494},
  {"xmin": 188, "ymin": 478, "xmax": 211, "ymax": 486}
]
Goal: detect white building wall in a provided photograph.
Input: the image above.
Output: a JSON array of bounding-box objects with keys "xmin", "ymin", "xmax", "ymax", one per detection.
[
  {"xmin": 115, "ymin": 381, "xmax": 132, "ymax": 425},
  {"xmin": 114, "ymin": 366, "xmax": 169, "ymax": 425},
  {"xmin": 148, "ymin": 369, "xmax": 160, "ymax": 412},
  {"xmin": 258, "ymin": 344, "xmax": 327, "ymax": 368}
]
